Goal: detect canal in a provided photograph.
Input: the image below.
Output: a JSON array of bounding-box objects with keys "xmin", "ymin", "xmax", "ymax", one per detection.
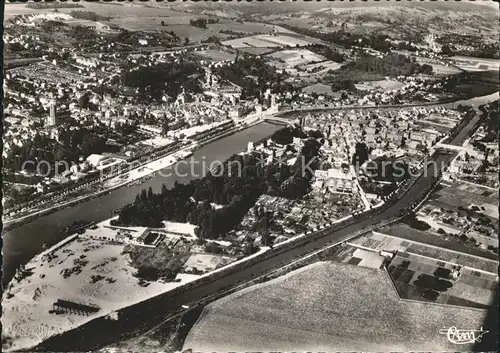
[
  {"xmin": 2, "ymin": 122, "xmax": 283, "ymax": 288},
  {"xmin": 3, "ymin": 91, "xmax": 498, "ymax": 288}
]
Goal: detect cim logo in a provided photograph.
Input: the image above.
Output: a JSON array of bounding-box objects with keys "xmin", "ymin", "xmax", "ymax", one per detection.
[{"xmin": 439, "ymin": 326, "xmax": 489, "ymax": 345}]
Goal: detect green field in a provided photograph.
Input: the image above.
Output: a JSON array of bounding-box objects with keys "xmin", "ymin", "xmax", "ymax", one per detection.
[
  {"xmin": 194, "ymin": 50, "xmax": 237, "ymax": 62},
  {"xmin": 208, "ymin": 21, "xmax": 294, "ymax": 35},
  {"xmin": 4, "ymin": 2, "xmax": 189, "ymax": 19},
  {"xmin": 428, "ymin": 182, "xmax": 499, "ymax": 218}
]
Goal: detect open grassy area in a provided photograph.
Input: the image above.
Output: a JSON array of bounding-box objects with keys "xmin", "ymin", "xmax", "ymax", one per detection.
[
  {"xmin": 441, "ymin": 71, "xmax": 500, "ymax": 100},
  {"xmin": 301, "ymin": 83, "xmax": 340, "ymax": 96},
  {"xmin": 353, "ymin": 231, "xmax": 498, "ymax": 273},
  {"xmin": 194, "ymin": 49, "xmax": 237, "ymax": 62},
  {"xmin": 183, "ymin": 261, "xmax": 491, "ymax": 352},
  {"xmin": 223, "ymin": 34, "xmax": 313, "ymax": 49},
  {"xmin": 428, "ymin": 182, "xmax": 499, "ymax": 219},
  {"xmin": 355, "ymin": 79, "xmax": 406, "ymax": 92},
  {"xmin": 269, "ymin": 49, "xmax": 326, "ymax": 67},
  {"xmin": 208, "ymin": 21, "xmax": 294, "ymax": 35},
  {"xmin": 5, "ymin": 2, "xmax": 189, "ymax": 19}
]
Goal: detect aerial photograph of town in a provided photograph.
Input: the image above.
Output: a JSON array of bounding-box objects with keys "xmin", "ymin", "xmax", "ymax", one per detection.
[{"xmin": 1, "ymin": 0, "xmax": 499, "ymax": 352}]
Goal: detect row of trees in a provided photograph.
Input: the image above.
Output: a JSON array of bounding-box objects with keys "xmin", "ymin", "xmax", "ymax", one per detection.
[
  {"xmin": 277, "ymin": 24, "xmax": 397, "ymax": 53},
  {"xmin": 214, "ymin": 56, "xmax": 288, "ymax": 99},
  {"xmin": 69, "ymin": 11, "xmax": 111, "ymax": 22},
  {"xmin": 327, "ymin": 53, "xmax": 432, "ymax": 92},
  {"xmin": 484, "ymin": 100, "xmax": 499, "ymax": 136},
  {"xmin": 343, "ymin": 54, "xmax": 433, "ymax": 77},
  {"xmin": 120, "ymin": 60, "xmax": 202, "ymax": 101},
  {"xmin": 189, "ymin": 18, "xmax": 220, "ymax": 29},
  {"xmin": 305, "ymin": 44, "xmax": 345, "ymax": 63},
  {"xmin": 117, "ymin": 135, "xmax": 322, "ymax": 239},
  {"xmin": 3, "ymin": 126, "xmax": 107, "ymax": 174}
]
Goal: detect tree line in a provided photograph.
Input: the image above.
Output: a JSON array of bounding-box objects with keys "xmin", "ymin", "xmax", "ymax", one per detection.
[
  {"xmin": 327, "ymin": 53, "xmax": 432, "ymax": 92},
  {"xmin": 214, "ymin": 56, "xmax": 290, "ymax": 99},
  {"xmin": 3, "ymin": 126, "xmax": 107, "ymax": 175},
  {"xmin": 117, "ymin": 132, "xmax": 322, "ymax": 239},
  {"xmin": 120, "ymin": 60, "xmax": 202, "ymax": 101},
  {"xmin": 277, "ymin": 24, "xmax": 396, "ymax": 53},
  {"xmin": 69, "ymin": 11, "xmax": 111, "ymax": 22},
  {"xmin": 305, "ymin": 44, "xmax": 345, "ymax": 63},
  {"xmin": 189, "ymin": 18, "xmax": 220, "ymax": 29}
]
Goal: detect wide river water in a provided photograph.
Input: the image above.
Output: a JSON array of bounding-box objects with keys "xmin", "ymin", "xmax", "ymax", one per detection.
[
  {"xmin": 1, "ymin": 122, "xmax": 282, "ymax": 288},
  {"xmin": 3, "ymin": 91, "xmax": 499, "ymax": 288}
]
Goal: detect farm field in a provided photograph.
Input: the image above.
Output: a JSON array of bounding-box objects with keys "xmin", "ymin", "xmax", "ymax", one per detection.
[
  {"xmin": 355, "ymin": 79, "xmax": 406, "ymax": 92},
  {"xmin": 223, "ymin": 34, "xmax": 312, "ymax": 49},
  {"xmin": 369, "ymin": 225, "xmax": 498, "ymax": 272},
  {"xmin": 4, "ymin": 2, "xmax": 190, "ymax": 19},
  {"xmin": 208, "ymin": 21, "xmax": 295, "ymax": 35},
  {"xmin": 427, "ymin": 182, "xmax": 499, "ymax": 219},
  {"xmin": 109, "ymin": 16, "xmax": 197, "ymax": 31},
  {"xmin": 194, "ymin": 49, "xmax": 237, "ymax": 62},
  {"xmin": 268, "ymin": 49, "xmax": 326, "ymax": 67},
  {"xmin": 183, "ymin": 261, "xmax": 490, "ymax": 352},
  {"xmin": 388, "ymin": 253, "xmax": 497, "ymax": 309},
  {"xmin": 223, "ymin": 36, "xmax": 280, "ymax": 49}
]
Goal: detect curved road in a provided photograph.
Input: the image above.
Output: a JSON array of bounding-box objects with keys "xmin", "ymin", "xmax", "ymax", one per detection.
[{"xmin": 30, "ymin": 106, "xmax": 479, "ymax": 351}]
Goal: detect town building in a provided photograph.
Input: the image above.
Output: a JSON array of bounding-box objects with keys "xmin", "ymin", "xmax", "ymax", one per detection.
[
  {"xmin": 313, "ymin": 168, "xmax": 355, "ymax": 193},
  {"xmin": 46, "ymin": 100, "xmax": 59, "ymax": 126},
  {"xmin": 51, "ymin": 299, "xmax": 100, "ymax": 316}
]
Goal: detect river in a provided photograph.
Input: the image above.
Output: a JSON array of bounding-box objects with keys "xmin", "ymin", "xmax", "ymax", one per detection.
[
  {"xmin": 3, "ymin": 91, "xmax": 499, "ymax": 288},
  {"xmin": 1, "ymin": 122, "xmax": 282, "ymax": 288}
]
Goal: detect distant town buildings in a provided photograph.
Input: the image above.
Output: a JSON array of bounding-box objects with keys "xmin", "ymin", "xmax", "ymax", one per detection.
[{"xmin": 313, "ymin": 168, "xmax": 355, "ymax": 193}]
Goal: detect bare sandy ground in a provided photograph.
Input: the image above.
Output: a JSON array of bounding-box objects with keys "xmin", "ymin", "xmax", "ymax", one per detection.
[{"xmin": 1, "ymin": 219, "xmax": 200, "ymax": 352}]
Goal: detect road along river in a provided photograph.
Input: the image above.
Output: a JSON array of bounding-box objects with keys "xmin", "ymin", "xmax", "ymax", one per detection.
[
  {"xmin": 2, "ymin": 91, "xmax": 498, "ymax": 289},
  {"xmin": 29, "ymin": 98, "xmax": 495, "ymax": 352},
  {"xmin": 1, "ymin": 122, "xmax": 282, "ymax": 289}
]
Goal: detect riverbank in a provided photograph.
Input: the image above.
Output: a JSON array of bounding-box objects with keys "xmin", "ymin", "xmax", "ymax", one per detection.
[
  {"xmin": 276, "ymin": 91, "xmax": 499, "ymax": 118},
  {"xmin": 3, "ymin": 92, "xmax": 498, "ymax": 289},
  {"xmin": 2, "ymin": 119, "xmax": 262, "ymax": 233},
  {"xmin": 1, "ymin": 218, "xmax": 202, "ymax": 352},
  {"xmin": 2, "ymin": 122, "xmax": 284, "ymax": 289},
  {"xmin": 1, "ymin": 100, "xmax": 492, "ymax": 352},
  {"xmin": 2, "ymin": 210, "xmax": 277, "ymax": 352}
]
